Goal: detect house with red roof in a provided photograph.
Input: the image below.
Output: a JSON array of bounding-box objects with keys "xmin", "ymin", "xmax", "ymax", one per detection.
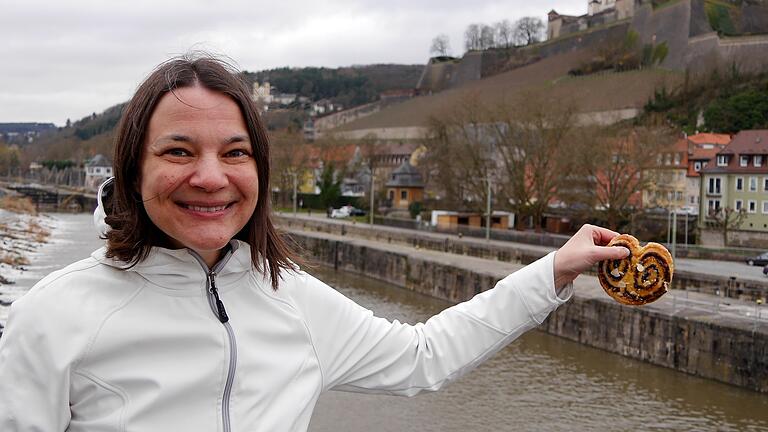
[
  {"xmin": 699, "ymin": 130, "xmax": 768, "ymax": 247},
  {"xmin": 684, "ymin": 133, "xmax": 731, "ymax": 214}
]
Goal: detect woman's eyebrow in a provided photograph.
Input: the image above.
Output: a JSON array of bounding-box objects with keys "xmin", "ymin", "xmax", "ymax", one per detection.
[
  {"xmin": 224, "ymin": 135, "xmax": 250, "ymax": 144},
  {"xmin": 162, "ymin": 134, "xmax": 193, "ymax": 143}
]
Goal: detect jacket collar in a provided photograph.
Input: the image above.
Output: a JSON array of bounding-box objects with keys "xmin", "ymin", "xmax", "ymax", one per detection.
[{"xmin": 92, "ymin": 241, "xmax": 254, "ymax": 293}]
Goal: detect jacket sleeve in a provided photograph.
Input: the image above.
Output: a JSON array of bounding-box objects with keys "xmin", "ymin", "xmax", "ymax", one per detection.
[
  {"xmin": 0, "ymin": 292, "xmax": 71, "ymax": 431},
  {"xmin": 297, "ymin": 251, "xmax": 572, "ymax": 396}
]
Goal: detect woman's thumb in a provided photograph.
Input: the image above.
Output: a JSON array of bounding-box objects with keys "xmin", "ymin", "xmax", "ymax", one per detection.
[{"xmin": 597, "ymin": 246, "xmax": 630, "ymax": 261}]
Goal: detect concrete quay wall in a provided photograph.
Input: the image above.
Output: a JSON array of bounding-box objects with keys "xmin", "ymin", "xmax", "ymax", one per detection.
[
  {"xmin": 288, "ymin": 229, "xmax": 768, "ymax": 393},
  {"xmin": 276, "ymin": 215, "xmax": 768, "ymax": 301}
]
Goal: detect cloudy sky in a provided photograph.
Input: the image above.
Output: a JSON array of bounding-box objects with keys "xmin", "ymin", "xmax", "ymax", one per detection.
[{"xmin": 2, "ymin": 0, "xmax": 585, "ymax": 126}]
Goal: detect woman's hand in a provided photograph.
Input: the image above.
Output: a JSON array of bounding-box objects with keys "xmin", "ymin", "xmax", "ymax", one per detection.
[{"xmin": 553, "ymin": 224, "xmax": 629, "ymax": 290}]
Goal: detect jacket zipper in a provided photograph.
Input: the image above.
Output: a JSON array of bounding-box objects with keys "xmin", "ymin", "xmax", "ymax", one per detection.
[
  {"xmin": 190, "ymin": 244, "xmax": 238, "ymax": 432},
  {"xmin": 207, "ymin": 270, "xmax": 237, "ymax": 432}
]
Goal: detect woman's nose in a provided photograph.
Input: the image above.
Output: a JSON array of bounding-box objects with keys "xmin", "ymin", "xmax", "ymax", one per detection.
[{"xmin": 188, "ymin": 156, "xmax": 228, "ymax": 191}]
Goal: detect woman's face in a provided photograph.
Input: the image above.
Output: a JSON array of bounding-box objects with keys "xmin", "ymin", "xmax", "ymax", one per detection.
[{"xmin": 139, "ymin": 85, "xmax": 259, "ymax": 266}]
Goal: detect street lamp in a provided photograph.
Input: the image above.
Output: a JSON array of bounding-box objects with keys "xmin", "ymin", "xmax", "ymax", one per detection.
[
  {"xmin": 485, "ymin": 171, "xmax": 492, "ymax": 241},
  {"xmin": 292, "ymin": 172, "xmax": 298, "ymax": 216},
  {"xmin": 369, "ymin": 165, "xmax": 375, "ymax": 225}
]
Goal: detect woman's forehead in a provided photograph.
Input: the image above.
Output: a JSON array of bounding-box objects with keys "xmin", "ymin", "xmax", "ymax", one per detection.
[{"xmin": 147, "ymin": 86, "xmax": 248, "ymax": 135}]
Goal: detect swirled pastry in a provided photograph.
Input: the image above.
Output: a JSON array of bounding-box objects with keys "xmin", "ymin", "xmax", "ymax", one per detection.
[{"xmin": 597, "ymin": 234, "xmax": 673, "ymax": 306}]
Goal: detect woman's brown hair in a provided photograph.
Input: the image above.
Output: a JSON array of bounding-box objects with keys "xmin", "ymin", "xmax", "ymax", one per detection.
[{"xmin": 105, "ymin": 53, "xmax": 300, "ymax": 289}]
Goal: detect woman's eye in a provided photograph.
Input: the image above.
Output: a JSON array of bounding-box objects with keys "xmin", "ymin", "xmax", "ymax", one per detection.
[
  {"xmin": 226, "ymin": 149, "xmax": 250, "ymax": 158},
  {"xmin": 165, "ymin": 148, "xmax": 190, "ymax": 157}
]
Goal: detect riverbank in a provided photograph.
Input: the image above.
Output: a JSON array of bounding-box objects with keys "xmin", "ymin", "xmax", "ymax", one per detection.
[{"xmin": 0, "ymin": 197, "xmax": 54, "ymax": 289}]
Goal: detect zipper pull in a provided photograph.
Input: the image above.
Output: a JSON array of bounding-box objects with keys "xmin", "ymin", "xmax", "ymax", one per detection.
[{"xmin": 209, "ymin": 272, "xmax": 229, "ymax": 323}]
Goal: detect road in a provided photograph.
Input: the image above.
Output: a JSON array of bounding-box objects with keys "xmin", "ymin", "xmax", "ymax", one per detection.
[{"xmin": 279, "ymin": 212, "xmax": 768, "ymax": 284}]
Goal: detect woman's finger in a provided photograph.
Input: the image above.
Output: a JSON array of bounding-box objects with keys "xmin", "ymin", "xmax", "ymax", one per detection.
[{"xmin": 589, "ymin": 225, "xmax": 621, "ymax": 246}]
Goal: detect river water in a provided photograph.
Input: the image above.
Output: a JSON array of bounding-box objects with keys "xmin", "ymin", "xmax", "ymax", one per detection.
[{"xmin": 2, "ymin": 213, "xmax": 767, "ymax": 431}]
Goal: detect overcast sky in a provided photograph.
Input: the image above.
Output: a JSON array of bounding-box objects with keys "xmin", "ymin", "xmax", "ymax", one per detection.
[{"xmin": 2, "ymin": 0, "xmax": 585, "ymax": 126}]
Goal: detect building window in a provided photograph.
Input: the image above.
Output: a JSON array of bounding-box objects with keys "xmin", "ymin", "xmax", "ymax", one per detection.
[
  {"xmin": 750, "ymin": 177, "xmax": 758, "ymax": 192},
  {"xmin": 748, "ymin": 200, "xmax": 757, "ymax": 213},
  {"xmin": 756, "ymin": 155, "xmax": 764, "ymax": 167},
  {"xmin": 707, "ymin": 177, "xmax": 722, "ymax": 195},
  {"xmin": 676, "ymin": 191, "xmax": 683, "ymax": 200},
  {"xmin": 400, "ymin": 190, "xmax": 408, "ymax": 201},
  {"xmin": 735, "ymin": 199, "xmax": 743, "ymax": 211},
  {"xmin": 708, "ymin": 199, "xmax": 721, "ymax": 213},
  {"xmin": 736, "ymin": 177, "xmax": 744, "ymax": 191},
  {"xmin": 740, "ymin": 155, "xmax": 749, "ymax": 167},
  {"xmin": 673, "ymin": 153, "xmax": 681, "ymax": 165},
  {"xmin": 716, "ymin": 155, "xmax": 728, "ymax": 166},
  {"xmin": 694, "ymin": 161, "xmax": 702, "ymax": 171},
  {"xmin": 764, "ymin": 177, "xmax": 768, "ymax": 191},
  {"xmin": 763, "ymin": 201, "xmax": 768, "ymax": 214},
  {"xmin": 388, "ymin": 190, "xmax": 394, "ymax": 200}
]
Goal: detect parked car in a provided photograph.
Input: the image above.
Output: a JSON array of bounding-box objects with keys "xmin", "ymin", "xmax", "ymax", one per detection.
[
  {"xmin": 331, "ymin": 205, "xmax": 366, "ymax": 218},
  {"xmin": 330, "ymin": 206, "xmax": 351, "ymax": 218},
  {"xmin": 746, "ymin": 252, "xmax": 768, "ymax": 266}
]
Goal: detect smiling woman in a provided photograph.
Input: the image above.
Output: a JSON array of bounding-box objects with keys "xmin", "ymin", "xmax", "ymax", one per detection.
[
  {"xmin": 139, "ymin": 86, "xmax": 259, "ymax": 267},
  {"xmin": 0, "ymin": 53, "xmax": 630, "ymax": 432}
]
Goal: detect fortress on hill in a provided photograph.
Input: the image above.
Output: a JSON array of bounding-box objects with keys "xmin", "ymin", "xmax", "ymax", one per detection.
[{"xmin": 416, "ymin": 0, "xmax": 768, "ymax": 94}]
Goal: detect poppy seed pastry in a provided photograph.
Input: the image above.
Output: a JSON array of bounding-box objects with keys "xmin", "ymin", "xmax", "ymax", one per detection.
[{"xmin": 597, "ymin": 234, "xmax": 674, "ymax": 306}]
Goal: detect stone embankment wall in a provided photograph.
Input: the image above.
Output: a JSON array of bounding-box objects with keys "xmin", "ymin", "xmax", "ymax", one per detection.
[
  {"xmin": 287, "ymin": 228, "xmax": 767, "ymax": 393},
  {"xmin": 276, "ymin": 215, "xmax": 768, "ymax": 301}
]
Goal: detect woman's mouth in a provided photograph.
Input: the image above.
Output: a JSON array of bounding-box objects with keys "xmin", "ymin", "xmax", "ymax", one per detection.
[{"xmin": 179, "ymin": 203, "xmax": 233, "ymax": 213}]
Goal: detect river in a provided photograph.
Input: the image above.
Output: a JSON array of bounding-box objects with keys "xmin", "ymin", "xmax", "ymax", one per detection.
[{"xmin": 1, "ymin": 213, "xmax": 766, "ymax": 431}]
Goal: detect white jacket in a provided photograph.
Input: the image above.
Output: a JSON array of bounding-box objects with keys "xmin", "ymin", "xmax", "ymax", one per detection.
[{"xmin": 0, "ymin": 237, "xmax": 571, "ymax": 432}]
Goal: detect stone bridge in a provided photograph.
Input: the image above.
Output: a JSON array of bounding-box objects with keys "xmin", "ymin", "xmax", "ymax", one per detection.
[{"xmin": 1, "ymin": 182, "xmax": 98, "ymax": 212}]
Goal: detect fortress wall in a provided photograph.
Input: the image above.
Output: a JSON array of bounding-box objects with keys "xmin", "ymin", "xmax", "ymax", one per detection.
[
  {"xmin": 416, "ymin": 60, "xmax": 458, "ymax": 94},
  {"xmin": 314, "ymin": 101, "xmax": 384, "ymax": 131},
  {"xmin": 534, "ymin": 22, "xmax": 631, "ymax": 58},
  {"xmin": 631, "ymin": 0, "xmax": 692, "ymax": 70},
  {"xmin": 448, "ymin": 51, "xmax": 483, "ymax": 88},
  {"xmin": 689, "ymin": 0, "xmax": 713, "ymax": 37},
  {"xmin": 685, "ymin": 32, "xmax": 768, "ymax": 74},
  {"xmin": 717, "ymin": 34, "xmax": 768, "ymax": 73},
  {"xmin": 740, "ymin": 3, "xmax": 768, "ymax": 34}
]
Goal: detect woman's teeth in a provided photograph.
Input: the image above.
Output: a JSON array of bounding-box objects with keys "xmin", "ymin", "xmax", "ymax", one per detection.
[{"xmin": 185, "ymin": 204, "xmax": 227, "ymax": 212}]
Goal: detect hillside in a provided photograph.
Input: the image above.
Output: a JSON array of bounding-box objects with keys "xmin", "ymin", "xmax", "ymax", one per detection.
[
  {"xmin": 20, "ymin": 105, "xmax": 123, "ymax": 165},
  {"xmin": 13, "ymin": 64, "xmax": 424, "ymax": 164},
  {"xmin": 333, "ymin": 49, "xmax": 682, "ymax": 132},
  {"xmin": 243, "ymin": 64, "xmax": 423, "ymax": 108}
]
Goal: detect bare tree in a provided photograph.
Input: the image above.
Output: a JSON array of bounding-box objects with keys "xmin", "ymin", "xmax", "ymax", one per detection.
[
  {"xmin": 706, "ymin": 206, "xmax": 747, "ymax": 246},
  {"xmin": 563, "ymin": 124, "xmax": 670, "ymax": 230},
  {"xmin": 270, "ymin": 130, "xmax": 310, "ymax": 208},
  {"xmin": 424, "ymin": 95, "xmax": 496, "ymax": 212},
  {"xmin": 494, "ymin": 19, "xmax": 514, "ymax": 48},
  {"xmin": 488, "ymin": 94, "xmax": 577, "ymax": 230},
  {"xmin": 464, "ymin": 24, "xmax": 482, "ymax": 51},
  {"xmin": 514, "ymin": 17, "xmax": 545, "ymax": 45},
  {"xmin": 480, "ymin": 25, "xmax": 496, "ymax": 50},
  {"xmin": 430, "ymin": 34, "xmax": 451, "ymax": 57}
]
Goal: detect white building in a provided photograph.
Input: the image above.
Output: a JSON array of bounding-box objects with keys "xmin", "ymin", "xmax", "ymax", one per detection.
[
  {"xmin": 588, "ymin": 0, "xmax": 616, "ymax": 15},
  {"xmin": 85, "ymin": 154, "xmax": 113, "ymax": 191},
  {"xmin": 252, "ymin": 81, "xmax": 273, "ymax": 106}
]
